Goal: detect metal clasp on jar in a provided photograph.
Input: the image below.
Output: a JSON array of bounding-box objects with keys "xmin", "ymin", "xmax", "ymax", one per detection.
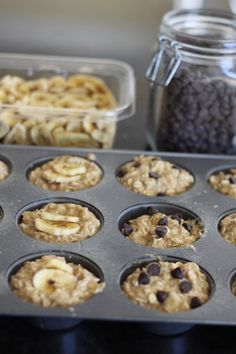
[{"xmin": 146, "ymin": 36, "xmax": 182, "ymax": 86}]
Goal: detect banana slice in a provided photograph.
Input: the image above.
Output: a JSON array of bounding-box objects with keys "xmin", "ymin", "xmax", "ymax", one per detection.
[
  {"xmin": 33, "ymin": 268, "xmax": 77, "ymax": 294},
  {"xmin": 52, "ymin": 162, "xmax": 86, "ymax": 176},
  {"xmin": 41, "ymin": 211, "xmax": 80, "ymax": 223},
  {"xmin": 35, "ymin": 218, "xmax": 80, "ymax": 237},
  {"xmin": 0, "ymin": 120, "xmax": 9, "ymax": 139},
  {"xmin": 41, "ymin": 258, "xmax": 73, "ymax": 274},
  {"xmin": 42, "ymin": 170, "xmax": 81, "ymax": 183}
]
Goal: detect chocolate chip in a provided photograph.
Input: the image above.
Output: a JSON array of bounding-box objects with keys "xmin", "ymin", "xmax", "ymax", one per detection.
[
  {"xmin": 229, "ymin": 176, "xmax": 236, "ymax": 184},
  {"xmin": 147, "ymin": 206, "xmax": 159, "ymax": 215},
  {"xmin": 48, "ymin": 279, "xmax": 55, "ymax": 285},
  {"xmin": 133, "ymin": 161, "xmax": 141, "ymax": 168},
  {"xmin": 190, "ymin": 296, "xmax": 202, "ymax": 309},
  {"xmin": 123, "ymin": 223, "xmax": 133, "ymax": 236},
  {"xmin": 156, "ymin": 192, "xmax": 166, "ymax": 196},
  {"xmin": 138, "ymin": 272, "xmax": 150, "ymax": 285},
  {"xmin": 117, "ymin": 169, "xmax": 126, "ymax": 178},
  {"xmin": 158, "ymin": 216, "xmax": 168, "ymax": 226},
  {"xmin": 179, "ymin": 281, "xmax": 192, "ymax": 293},
  {"xmin": 170, "ymin": 267, "xmax": 184, "ymax": 279},
  {"xmin": 155, "ymin": 226, "xmax": 168, "ymax": 238},
  {"xmin": 170, "ymin": 213, "xmax": 182, "ymax": 224},
  {"xmin": 183, "ymin": 223, "xmax": 193, "ymax": 233},
  {"xmin": 156, "ymin": 290, "xmax": 169, "ymax": 303},
  {"xmin": 146, "ymin": 262, "xmax": 161, "ymax": 276},
  {"xmin": 149, "ymin": 171, "xmax": 159, "ymax": 179}
]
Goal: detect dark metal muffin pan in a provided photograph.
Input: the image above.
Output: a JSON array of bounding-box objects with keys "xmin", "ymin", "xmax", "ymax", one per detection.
[{"xmin": 1, "ymin": 145, "xmax": 236, "ymax": 330}]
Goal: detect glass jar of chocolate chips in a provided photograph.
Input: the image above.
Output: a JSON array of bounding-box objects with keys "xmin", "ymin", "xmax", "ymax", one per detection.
[{"xmin": 146, "ymin": 9, "xmax": 236, "ymax": 154}]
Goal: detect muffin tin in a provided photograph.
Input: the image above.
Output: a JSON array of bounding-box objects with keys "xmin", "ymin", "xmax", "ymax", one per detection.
[{"xmin": 1, "ymin": 145, "xmax": 236, "ymax": 330}]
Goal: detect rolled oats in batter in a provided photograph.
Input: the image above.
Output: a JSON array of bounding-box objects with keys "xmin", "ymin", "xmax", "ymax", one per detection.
[
  {"xmin": 0, "ymin": 160, "xmax": 9, "ymax": 182},
  {"xmin": 20, "ymin": 202, "xmax": 100, "ymax": 243},
  {"xmin": 219, "ymin": 212, "xmax": 236, "ymax": 245},
  {"xmin": 209, "ymin": 169, "xmax": 236, "ymax": 198},
  {"xmin": 28, "ymin": 155, "xmax": 102, "ymax": 192},
  {"xmin": 117, "ymin": 155, "xmax": 194, "ymax": 197},
  {"xmin": 122, "ymin": 260, "xmax": 209, "ymax": 313},
  {"xmin": 10, "ymin": 255, "xmax": 104, "ymax": 307},
  {"xmin": 121, "ymin": 207, "xmax": 203, "ymax": 248}
]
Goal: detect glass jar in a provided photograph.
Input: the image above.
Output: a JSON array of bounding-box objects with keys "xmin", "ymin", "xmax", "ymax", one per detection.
[{"xmin": 146, "ymin": 9, "xmax": 236, "ymax": 154}]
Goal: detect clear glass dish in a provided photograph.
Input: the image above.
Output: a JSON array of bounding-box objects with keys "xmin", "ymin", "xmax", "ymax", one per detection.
[{"xmin": 0, "ymin": 53, "xmax": 135, "ymax": 148}]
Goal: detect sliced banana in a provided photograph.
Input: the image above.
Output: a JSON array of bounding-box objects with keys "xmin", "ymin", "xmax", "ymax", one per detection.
[
  {"xmin": 52, "ymin": 162, "xmax": 86, "ymax": 176},
  {"xmin": 41, "ymin": 211, "xmax": 80, "ymax": 223},
  {"xmin": 0, "ymin": 120, "xmax": 9, "ymax": 139},
  {"xmin": 33, "ymin": 268, "xmax": 77, "ymax": 294},
  {"xmin": 42, "ymin": 170, "xmax": 81, "ymax": 183},
  {"xmin": 41, "ymin": 258, "xmax": 73, "ymax": 274},
  {"xmin": 35, "ymin": 218, "xmax": 80, "ymax": 237}
]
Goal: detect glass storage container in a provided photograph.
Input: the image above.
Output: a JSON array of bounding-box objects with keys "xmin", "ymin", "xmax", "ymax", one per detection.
[
  {"xmin": 0, "ymin": 54, "xmax": 135, "ymax": 149},
  {"xmin": 146, "ymin": 9, "xmax": 236, "ymax": 154}
]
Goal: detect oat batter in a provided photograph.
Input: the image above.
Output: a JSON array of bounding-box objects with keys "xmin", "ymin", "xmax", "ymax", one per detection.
[
  {"xmin": 121, "ymin": 208, "xmax": 203, "ymax": 248},
  {"xmin": 20, "ymin": 202, "xmax": 100, "ymax": 243},
  {"xmin": 117, "ymin": 155, "xmax": 194, "ymax": 197},
  {"xmin": 28, "ymin": 155, "xmax": 102, "ymax": 192},
  {"xmin": 209, "ymin": 169, "xmax": 236, "ymax": 198},
  {"xmin": 0, "ymin": 160, "xmax": 9, "ymax": 182},
  {"xmin": 122, "ymin": 260, "xmax": 209, "ymax": 313},
  {"xmin": 10, "ymin": 255, "xmax": 104, "ymax": 307},
  {"xmin": 219, "ymin": 212, "xmax": 236, "ymax": 245}
]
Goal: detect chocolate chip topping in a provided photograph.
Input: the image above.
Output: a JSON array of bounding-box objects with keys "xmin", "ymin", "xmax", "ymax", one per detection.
[
  {"xmin": 146, "ymin": 262, "xmax": 161, "ymax": 276},
  {"xmin": 190, "ymin": 296, "xmax": 202, "ymax": 309},
  {"xmin": 133, "ymin": 161, "xmax": 141, "ymax": 168},
  {"xmin": 123, "ymin": 223, "xmax": 133, "ymax": 236},
  {"xmin": 170, "ymin": 267, "xmax": 184, "ymax": 279},
  {"xmin": 156, "ymin": 290, "xmax": 169, "ymax": 303},
  {"xmin": 179, "ymin": 281, "xmax": 192, "ymax": 293},
  {"xmin": 170, "ymin": 213, "xmax": 183, "ymax": 224},
  {"xmin": 156, "ymin": 192, "xmax": 166, "ymax": 196},
  {"xmin": 147, "ymin": 206, "xmax": 159, "ymax": 215},
  {"xmin": 48, "ymin": 279, "xmax": 55, "ymax": 285},
  {"xmin": 183, "ymin": 222, "xmax": 193, "ymax": 233},
  {"xmin": 138, "ymin": 272, "xmax": 150, "ymax": 285},
  {"xmin": 229, "ymin": 176, "xmax": 236, "ymax": 184},
  {"xmin": 149, "ymin": 171, "xmax": 159, "ymax": 179},
  {"xmin": 155, "ymin": 226, "xmax": 168, "ymax": 238},
  {"xmin": 117, "ymin": 169, "xmax": 126, "ymax": 178},
  {"xmin": 158, "ymin": 216, "xmax": 168, "ymax": 226}
]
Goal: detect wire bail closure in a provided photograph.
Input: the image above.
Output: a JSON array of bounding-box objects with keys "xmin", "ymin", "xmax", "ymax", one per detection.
[{"xmin": 146, "ymin": 37, "xmax": 182, "ymax": 87}]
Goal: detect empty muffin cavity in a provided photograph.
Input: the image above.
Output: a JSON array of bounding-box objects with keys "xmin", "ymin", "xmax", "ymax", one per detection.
[
  {"xmin": 17, "ymin": 198, "xmax": 103, "ymax": 244},
  {"xmin": 8, "ymin": 251, "xmax": 104, "ymax": 307},
  {"xmin": 118, "ymin": 203, "xmax": 203, "ymax": 249},
  {"xmin": 120, "ymin": 256, "xmax": 212, "ymax": 313},
  {"xmin": 116, "ymin": 155, "xmax": 194, "ymax": 197},
  {"xmin": 27, "ymin": 154, "xmax": 103, "ymax": 192}
]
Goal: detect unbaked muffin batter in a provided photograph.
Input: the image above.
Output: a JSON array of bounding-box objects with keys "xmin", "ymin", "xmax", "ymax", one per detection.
[
  {"xmin": 20, "ymin": 202, "xmax": 100, "ymax": 243},
  {"xmin": 209, "ymin": 168, "xmax": 236, "ymax": 198},
  {"xmin": 122, "ymin": 260, "xmax": 209, "ymax": 313},
  {"xmin": 0, "ymin": 160, "xmax": 9, "ymax": 182},
  {"xmin": 10, "ymin": 255, "xmax": 104, "ymax": 307},
  {"xmin": 219, "ymin": 212, "xmax": 236, "ymax": 245},
  {"xmin": 117, "ymin": 155, "xmax": 194, "ymax": 196},
  {"xmin": 28, "ymin": 154, "xmax": 102, "ymax": 191},
  {"xmin": 121, "ymin": 208, "xmax": 203, "ymax": 248}
]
